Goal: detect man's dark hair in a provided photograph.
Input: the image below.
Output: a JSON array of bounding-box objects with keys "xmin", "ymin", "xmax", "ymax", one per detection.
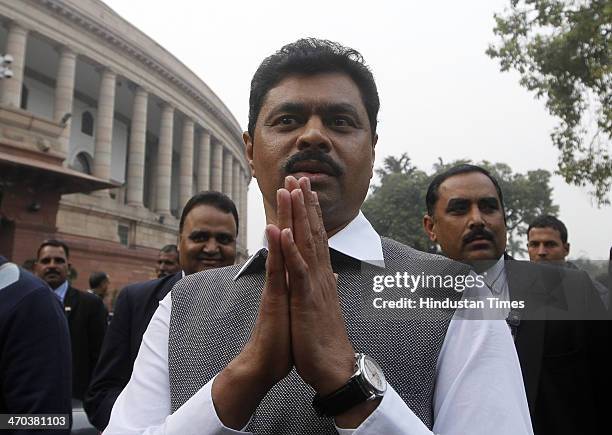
[
  {"xmin": 527, "ymin": 215, "xmax": 568, "ymax": 244},
  {"xmin": 159, "ymin": 244, "xmax": 178, "ymax": 254},
  {"xmin": 37, "ymin": 239, "xmax": 70, "ymax": 259},
  {"xmin": 179, "ymin": 191, "xmax": 239, "ymax": 235},
  {"xmin": 248, "ymin": 38, "xmax": 380, "ymax": 139},
  {"xmin": 89, "ymin": 271, "xmax": 109, "ymax": 289},
  {"xmin": 425, "ymin": 164, "xmax": 506, "ymax": 218}
]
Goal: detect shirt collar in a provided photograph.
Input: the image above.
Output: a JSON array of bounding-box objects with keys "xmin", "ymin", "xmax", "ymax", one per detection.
[
  {"xmin": 54, "ymin": 280, "xmax": 69, "ymax": 303},
  {"xmin": 482, "ymin": 256, "xmax": 506, "ymax": 294},
  {"xmin": 235, "ymin": 211, "xmax": 384, "ymax": 280}
]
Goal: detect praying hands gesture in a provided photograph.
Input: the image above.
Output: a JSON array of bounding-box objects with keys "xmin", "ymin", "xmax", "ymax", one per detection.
[{"xmin": 212, "ymin": 176, "xmax": 380, "ymax": 429}]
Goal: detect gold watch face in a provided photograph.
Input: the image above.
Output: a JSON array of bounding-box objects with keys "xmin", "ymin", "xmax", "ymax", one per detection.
[{"xmin": 362, "ymin": 355, "xmax": 387, "ymax": 394}]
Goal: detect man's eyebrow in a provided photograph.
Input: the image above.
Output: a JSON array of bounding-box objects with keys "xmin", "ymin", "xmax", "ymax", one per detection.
[
  {"xmin": 264, "ymin": 102, "xmax": 362, "ymax": 121},
  {"xmin": 446, "ymin": 198, "xmax": 470, "ymax": 210},
  {"xmin": 189, "ymin": 229, "xmax": 210, "ymax": 236},
  {"xmin": 265, "ymin": 102, "xmax": 308, "ymax": 120},
  {"xmin": 478, "ymin": 197, "xmax": 500, "ymax": 207},
  {"xmin": 318, "ymin": 102, "xmax": 361, "ymax": 119}
]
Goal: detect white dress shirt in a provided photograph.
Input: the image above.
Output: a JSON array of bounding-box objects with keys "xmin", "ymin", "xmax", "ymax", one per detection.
[{"xmin": 105, "ymin": 212, "xmax": 533, "ymax": 435}]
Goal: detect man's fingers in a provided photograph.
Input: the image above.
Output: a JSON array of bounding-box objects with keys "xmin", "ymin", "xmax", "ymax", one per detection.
[
  {"xmin": 290, "ymin": 187, "xmax": 317, "ymax": 264},
  {"xmin": 299, "ymin": 180, "xmax": 331, "ymax": 264},
  {"xmin": 277, "ymin": 188, "xmax": 292, "ymax": 232},
  {"xmin": 285, "ymin": 175, "xmax": 300, "ymax": 192},
  {"xmin": 280, "ymin": 228, "xmax": 309, "ymax": 291},
  {"xmin": 265, "ymin": 224, "xmax": 287, "ymax": 296}
]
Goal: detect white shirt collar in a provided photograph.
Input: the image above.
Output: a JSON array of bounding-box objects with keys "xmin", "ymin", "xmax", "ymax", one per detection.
[
  {"xmin": 482, "ymin": 256, "xmax": 506, "ymax": 295},
  {"xmin": 235, "ymin": 211, "xmax": 384, "ymax": 279}
]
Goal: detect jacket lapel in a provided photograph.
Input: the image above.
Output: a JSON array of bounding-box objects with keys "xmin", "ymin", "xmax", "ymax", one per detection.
[
  {"xmin": 505, "ymin": 260, "xmax": 547, "ymax": 413},
  {"xmin": 63, "ymin": 286, "xmax": 79, "ymax": 323},
  {"xmin": 144, "ymin": 272, "xmax": 182, "ymax": 324}
]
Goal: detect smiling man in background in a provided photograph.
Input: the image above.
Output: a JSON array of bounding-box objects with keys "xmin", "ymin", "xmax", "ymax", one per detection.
[{"xmin": 85, "ymin": 191, "xmax": 238, "ymax": 431}]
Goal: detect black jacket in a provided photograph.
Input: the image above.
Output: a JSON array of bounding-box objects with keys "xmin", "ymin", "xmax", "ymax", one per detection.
[
  {"xmin": 0, "ymin": 257, "xmax": 72, "ymax": 434},
  {"xmin": 64, "ymin": 285, "xmax": 108, "ymax": 400},
  {"xmin": 84, "ymin": 272, "xmax": 181, "ymax": 431},
  {"xmin": 505, "ymin": 259, "xmax": 610, "ymax": 435}
]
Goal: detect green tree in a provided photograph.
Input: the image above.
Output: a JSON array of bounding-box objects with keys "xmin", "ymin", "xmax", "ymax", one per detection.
[
  {"xmin": 362, "ymin": 155, "xmax": 559, "ymax": 257},
  {"xmin": 362, "ymin": 154, "xmax": 433, "ymax": 252},
  {"xmin": 486, "ymin": 0, "xmax": 611, "ymax": 205}
]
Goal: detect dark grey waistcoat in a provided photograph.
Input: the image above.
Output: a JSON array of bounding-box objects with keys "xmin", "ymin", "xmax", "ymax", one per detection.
[{"xmin": 168, "ymin": 237, "xmax": 468, "ymax": 434}]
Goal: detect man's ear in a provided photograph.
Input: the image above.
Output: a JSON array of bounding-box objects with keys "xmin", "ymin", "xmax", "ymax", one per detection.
[
  {"xmin": 369, "ymin": 133, "xmax": 378, "ymax": 179},
  {"xmin": 564, "ymin": 242, "xmax": 570, "ymax": 257},
  {"xmin": 243, "ymin": 131, "xmax": 256, "ymax": 178},
  {"xmin": 423, "ymin": 214, "xmax": 437, "ymax": 242}
]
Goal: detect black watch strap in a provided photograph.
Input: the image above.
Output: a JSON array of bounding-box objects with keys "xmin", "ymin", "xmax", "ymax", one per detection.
[{"xmin": 312, "ymin": 376, "xmax": 369, "ymax": 417}]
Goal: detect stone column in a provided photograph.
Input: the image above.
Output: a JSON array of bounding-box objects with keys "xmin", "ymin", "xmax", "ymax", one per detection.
[
  {"xmin": 179, "ymin": 118, "xmax": 195, "ymax": 210},
  {"xmin": 53, "ymin": 46, "xmax": 77, "ymax": 158},
  {"xmin": 210, "ymin": 141, "xmax": 223, "ymax": 191},
  {"xmin": 223, "ymin": 152, "xmax": 234, "ymax": 199},
  {"xmin": 196, "ymin": 130, "xmax": 211, "ymax": 192},
  {"xmin": 92, "ymin": 68, "xmax": 116, "ymax": 183},
  {"xmin": 0, "ymin": 22, "xmax": 28, "ymax": 107},
  {"xmin": 126, "ymin": 86, "xmax": 148, "ymax": 207},
  {"xmin": 155, "ymin": 103, "xmax": 174, "ymax": 215}
]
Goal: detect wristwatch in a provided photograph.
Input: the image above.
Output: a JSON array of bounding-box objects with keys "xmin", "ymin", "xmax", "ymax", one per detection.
[{"xmin": 312, "ymin": 353, "xmax": 387, "ymax": 417}]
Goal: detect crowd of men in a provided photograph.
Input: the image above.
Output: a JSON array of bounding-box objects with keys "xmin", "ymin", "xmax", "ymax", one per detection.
[{"xmin": 1, "ymin": 38, "xmax": 610, "ymax": 435}]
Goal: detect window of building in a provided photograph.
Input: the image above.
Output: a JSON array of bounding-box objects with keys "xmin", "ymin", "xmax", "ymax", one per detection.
[
  {"xmin": 20, "ymin": 85, "xmax": 28, "ymax": 110},
  {"xmin": 118, "ymin": 224, "xmax": 129, "ymax": 246},
  {"xmin": 81, "ymin": 111, "xmax": 94, "ymax": 136},
  {"xmin": 73, "ymin": 152, "xmax": 93, "ymax": 175}
]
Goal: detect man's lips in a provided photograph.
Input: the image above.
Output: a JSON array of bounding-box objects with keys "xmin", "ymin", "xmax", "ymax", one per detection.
[
  {"xmin": 198, "ymin": 258, "xmax": 222, "ymax": 264},
  {"xmin": 465, "ymin": 238, "xmax": 493, "ymax": 250},
  {"xmin": 289, "ymin": 160, "xmax": 335, "ymax": 176}
]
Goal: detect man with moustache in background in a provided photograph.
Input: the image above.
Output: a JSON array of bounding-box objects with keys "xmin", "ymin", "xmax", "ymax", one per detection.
[
  {"xmin": 85, "ymin": 191, "xmax": 239, "ymax": 431},
  {"xmin": 423, "ymin": 164, "xmax": 609, "ymax": 434},
  {"xmin": 35, "ymin": 239, "xmax": 108, "ymax": 401},
  {"xmin": 155, "ymin": 244, "xmax": 181, "ymax": 278}
]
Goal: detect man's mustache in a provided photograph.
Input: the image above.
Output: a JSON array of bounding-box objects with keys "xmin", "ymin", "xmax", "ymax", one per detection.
[
  {"xmin": 196, "ymin": 253, "xmax": 222, "ymax": 261},
  {"xmin": 283, "ymin": 150, "xmax": 343, "ymax": 177},
  {"xmin": 463, "ymin": 227, "xmax": 495, "ymax": 245}
]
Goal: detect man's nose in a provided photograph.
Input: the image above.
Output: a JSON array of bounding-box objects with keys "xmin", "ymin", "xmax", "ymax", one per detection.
[
  {"xmin": 537, "ymin": 245, "xmax": 548, "ymax": 257},
  {"xmin": 202, "ymin": 239, "xmax": 219, "ymax": 253},
  {"xmin": 296, "ymin": 117, "xmax": 332, "ymax": 152},
  {"xmin": 467, "ymin": 206, "xmax": 486, "ymax": 228}
]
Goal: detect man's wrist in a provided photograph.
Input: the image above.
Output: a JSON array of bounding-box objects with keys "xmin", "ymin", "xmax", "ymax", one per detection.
[
  {"xmin": 212, "ymin": 355, "xmax": 275, "ymax": 430},
  {"xmin": 311, "ymin": 352, "xmax": 355, "ymax": 395},
  {"xmin": 334, "ymin": 397, "xmax": 381, "ymax": 429}
]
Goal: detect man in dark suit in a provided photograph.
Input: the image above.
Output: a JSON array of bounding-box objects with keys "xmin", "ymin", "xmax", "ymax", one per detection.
[
  {"xmin": 526, "ymin": 214, "xmax": 609, "ymax": 308},
  {"xmin": 35, "ymin": 239, "xmax": 108, "ymax": 401},
  {"xmin": 423, "ymin": 163, "xmax": 609, "ymax": 434},
  {"xmin": 1, "ymin": 255, "xmax": 72, "ymax": 435},
  {"xmin": 84, "ymin": 191, "xmax": 239, "ymax": 431}
]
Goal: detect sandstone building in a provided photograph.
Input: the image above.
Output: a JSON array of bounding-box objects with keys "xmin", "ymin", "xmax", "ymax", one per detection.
[{"xmin": 0, "ymin": 0, "xmax": 249, "ymax": 290}]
